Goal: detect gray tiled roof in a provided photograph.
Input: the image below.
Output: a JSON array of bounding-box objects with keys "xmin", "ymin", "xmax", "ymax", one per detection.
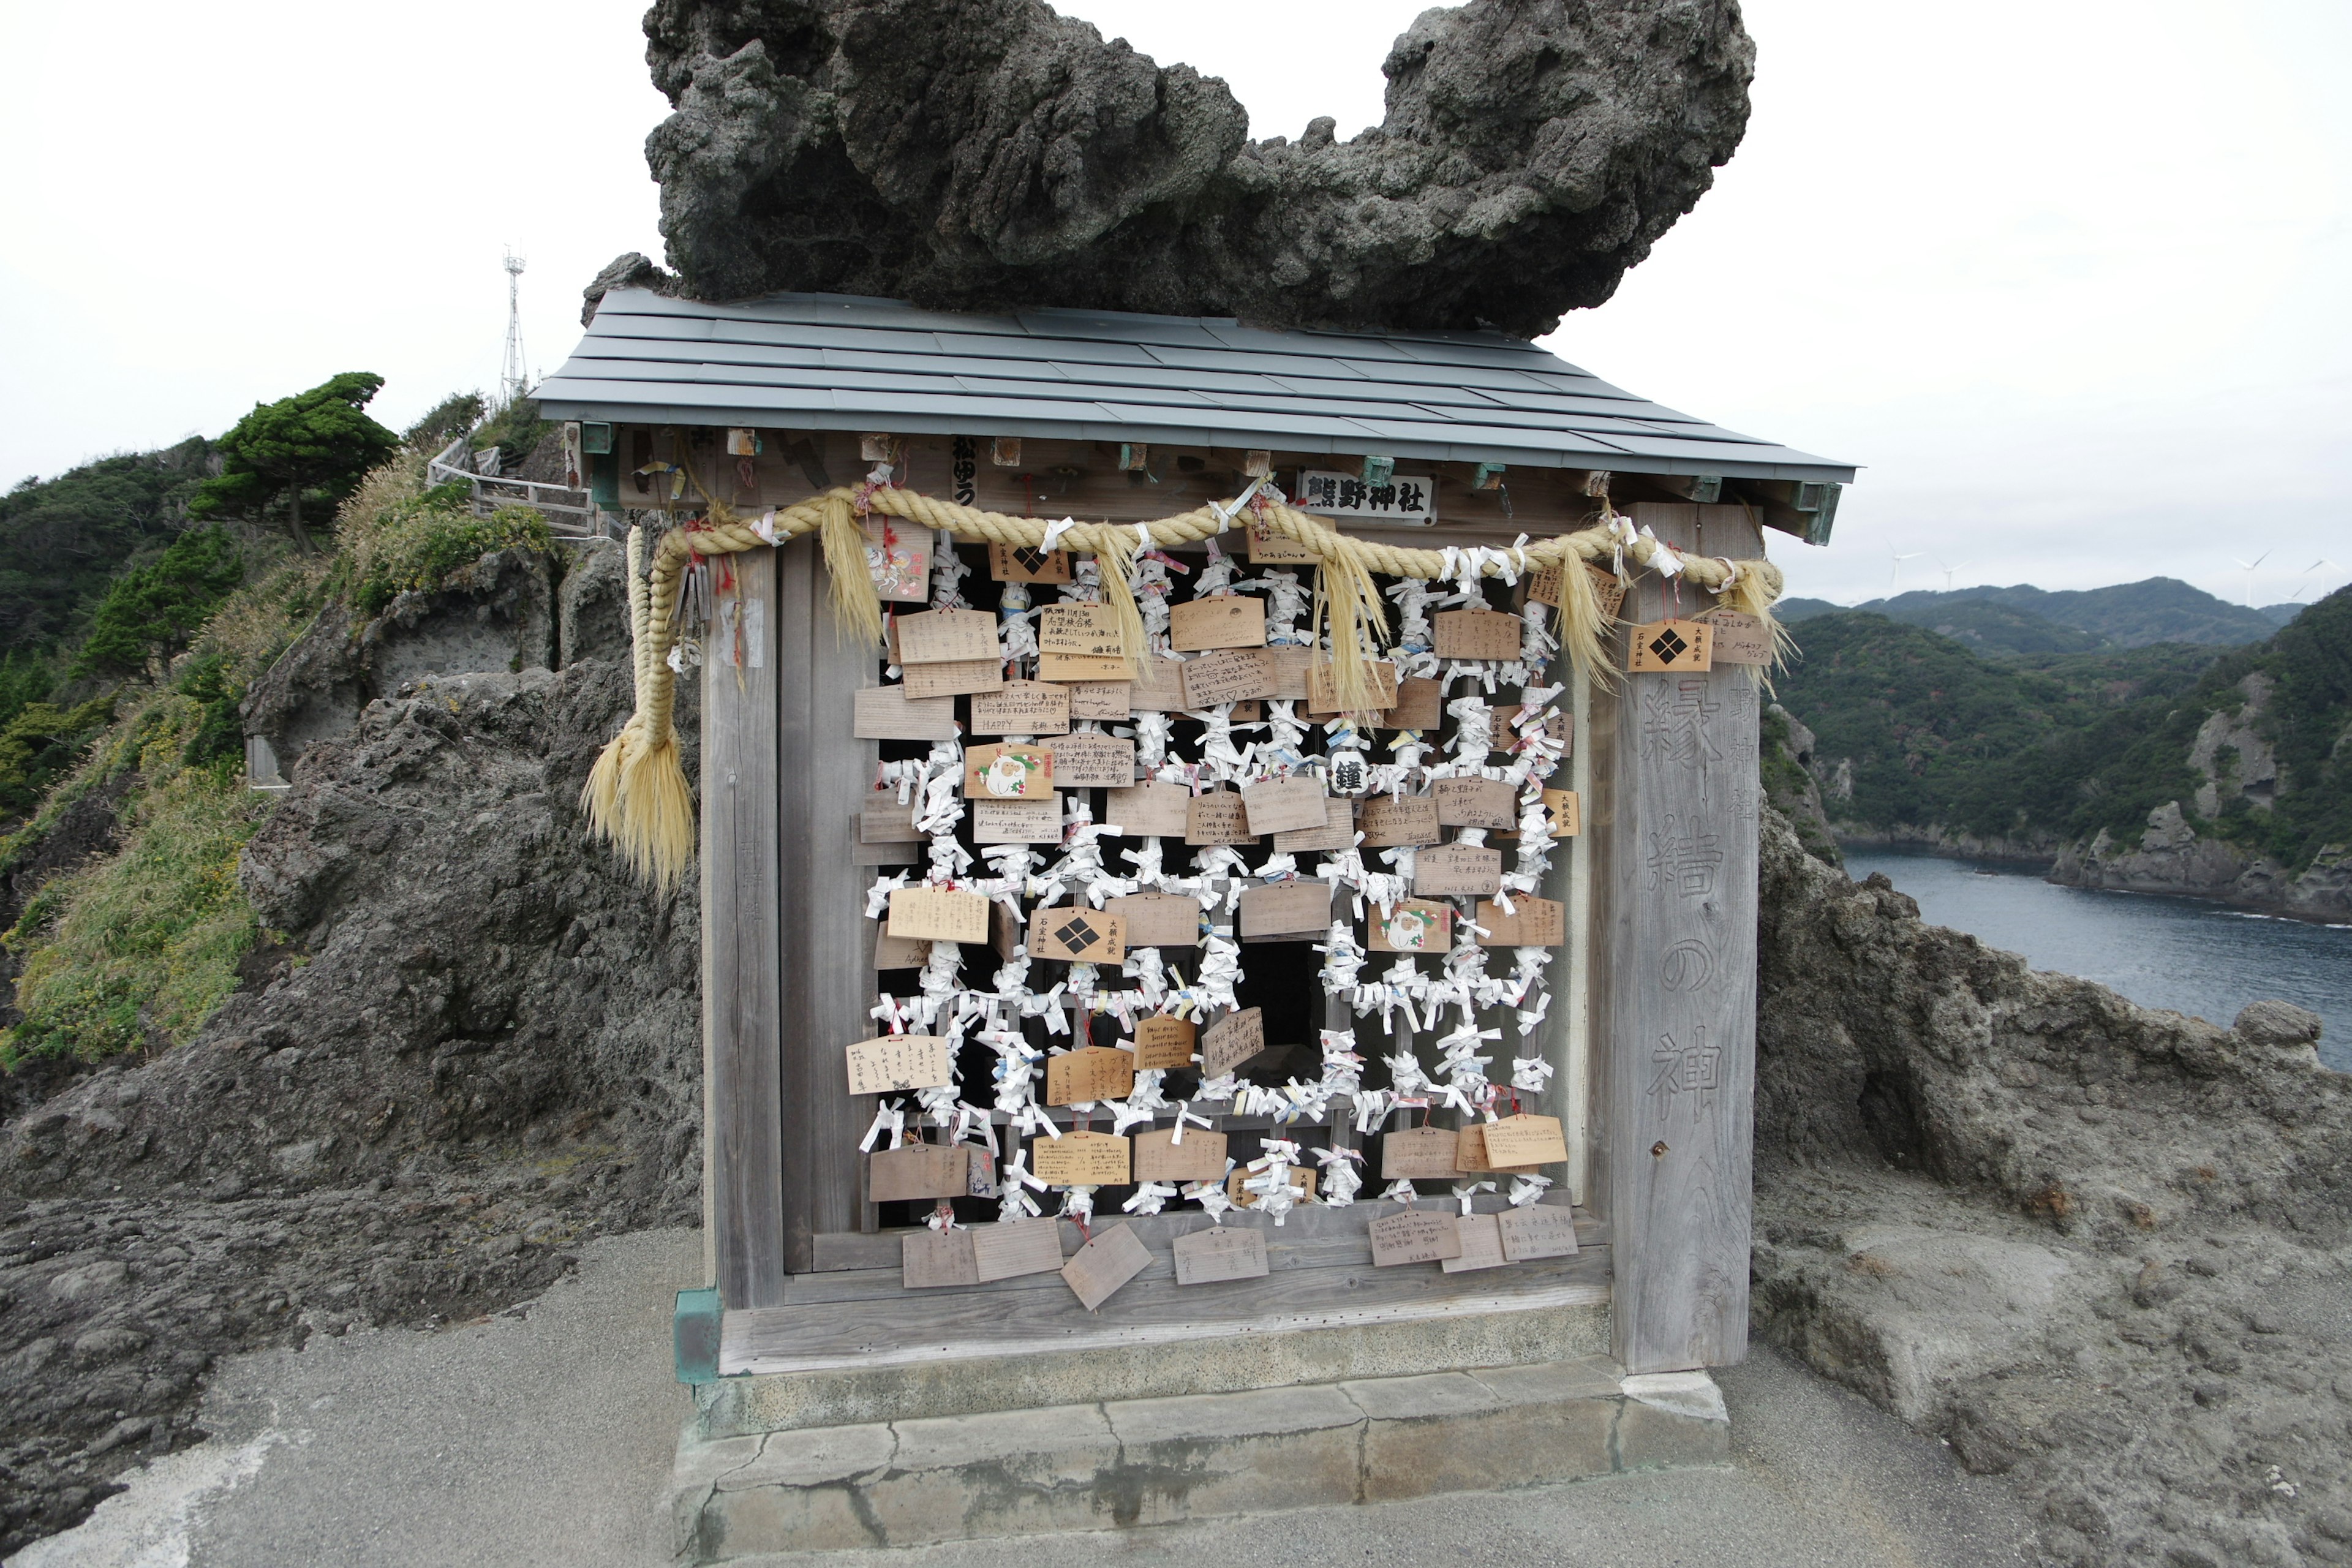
[{"xmin": 535, "ymin": 290, "xmax": 1853, "ymax": 484}]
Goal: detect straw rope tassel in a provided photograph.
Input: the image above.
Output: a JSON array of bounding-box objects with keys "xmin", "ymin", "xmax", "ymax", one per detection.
[{"xmin": 821, "ymin": 497, "xmax": 887, "ymax": 649}]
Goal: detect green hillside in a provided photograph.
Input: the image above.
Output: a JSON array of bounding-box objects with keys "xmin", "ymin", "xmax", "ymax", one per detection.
[{"xmin": 1782, "ymin": 577, "xmax": 2282, "ymax": 655}]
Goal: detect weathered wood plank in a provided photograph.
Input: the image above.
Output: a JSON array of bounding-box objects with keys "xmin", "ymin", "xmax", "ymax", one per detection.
[
  {"xmin": 775, "ymin": 539, "xmax": 885, "ymax": 1272},
  {"xmin": 703, "ymin": 549, "xmax": 787, "ymax": 1309},
  {"xmin": 1591, "ymin": 502, "xmax": 1762, "ymax": 1373}
]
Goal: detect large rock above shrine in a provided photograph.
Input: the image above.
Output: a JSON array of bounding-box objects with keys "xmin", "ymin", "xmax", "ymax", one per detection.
[{"xmin": 622, "ymin": 0, "xmax": 1754, "ymax": 337}]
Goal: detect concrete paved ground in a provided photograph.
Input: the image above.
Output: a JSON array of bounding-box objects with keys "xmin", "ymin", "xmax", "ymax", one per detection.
[{"xmin": 13, "ymin": 1227, "xmax": 2037, "ymax": 1568}]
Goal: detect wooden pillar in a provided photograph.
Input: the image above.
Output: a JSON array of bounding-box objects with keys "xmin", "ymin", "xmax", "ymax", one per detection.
[
  {"xmin": 703, "ymin": 548, "xmax": 786, "ymax": 1309},
  {"xmin": 775, "ymin": 541, "xmax": 882, "ymax": 1273},
  {"xmin": 1588, "ymin": 502, "xmax": 1763, "ymax": 1373}
]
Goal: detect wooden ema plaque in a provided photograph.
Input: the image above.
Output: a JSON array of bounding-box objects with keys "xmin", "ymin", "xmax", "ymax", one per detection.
[
  {"xmin": 1038, "ymin": 604, "xmax": 1129, "ymax": 681},
  {"xmin": 1108, "ymin": 892, "xmax": 1199, "ymax": 949},
  {"xmin": 970, "ymin": 680, "xmax": 1071, "ymax": 736},
  {"xmin": 990, "ymin": 897, "xmax": 1022, "ymax": 961},
  {"xmin": 1126, "ymin": 655, "xmax": 1190, "ymax": 712},
  {"xmin": 1431, "ymin": 777, "xmax": 1517, "ymax": 830},
  {"xmin": 1626, "ymin": 617, "xmax": 1714, "ymax": 674},
  {"xmin": 1441, "ymin": 1212, "xmax": 1509, "ymax": 1274},
  {"xmin": 900, "ymin": 657, "xmax": 1003, "ymax": 699},
  {"xmin": 1066, "ymin": 680, "xmax": 1131, "ymax": 720},
  {"xmin": 1105, "ymin": 782, "xmax": 1191, "ymax": 838},
  {"xmin": 902, "ymin": 1227, "xmax": 981, "ymax": 1289},
  {"xmin": 1705, "ymin": 609, "xmax": 1774, "ymax": 665},
  {"xmin": 1432, "ymin": 608, "xmax": 1522, "ymax": 662},
  {"xmin": 1226, "ymin": 1164, "xmax": 1314, "ymax": 1209},
  {"xmin": 864, "ymin": 517, "xmax": 930, "ymax": 603},
  {"xmin": 1031, "ymin": 1130, "xmax": 1130, "ymax": 1186},
  {"xmin": 1473, "ymin": 896, "xmax": 1566, "ymax": 948},
  {"xmin": 1174, "ymin": 1224, "xmax": 1268, "ymax": 1284},
  {"xmin": 1046, "ymin": 1046, "xmax": 1136, "ymax": 1106},
  {"xmin": 1359, "ymin": 795, "xmax": 1442, "ymax": 848},
  {"xmin": 869, "ymin": 1141, "xmax": 972, "ymax": 1204},
  {"xmin": 1531, "ymin": 560, "xmax": 1626, "ymax": 621},
  {"xmin": 1381, "ymin": 1125, "xmax": 1466, "ymax": 1180},
  {"xmin": 1265, "ymin": 646, "xmax": 1314, "ymax": 699},
  {"xmin": 972, "ymin": 797, "xmax": 1062, "ymax": 845},
  {"xmin": 1455, "ymin": 1123, "xmax": 1540, "ymax": 1175},
  {"xmin": 989, "ymin": 541, "xmax": 1072, "ymax": 583},
  {"xmin": 845, "ymin": 1035, "xmax": 953, "ymax": 1096},
  {"xmin": 1540, "ymin": 788, "xmax": 1581, "ymax": 838},
  {"xmin": 1133, "ymin": 1126, "xmax": 1226, "ymax": 1182},
  {"xmin": 1498, "ymin": 1204, "xmax": 1580, "ymax": 1262},
  {"xmin": 1387, "ymin": 677, "xmax": 1444, "ymax": 732},
  {"xmin": 1238, "ymin": 776, "xmax": 1329, "ymax": 835},
  {"xmin": 1046, "ymin": 732, "xmax": 1135, "ymax": 788},
  {"xmin": 1062, "ymin": 1222, "xmax": 1152, "ymax": 1311},
  {"xmin": 1180, "ymin": 648, "xmax": 1276, "ymax": 709},
  {"xmin": 1366, "ymin": 899, "xmax": 1451, "ymax": 953},
  {"xmin": 887, "ymin": 887, "xmax": 990, "ymax": 943},
  {"xmin": 1132, "ymin": 1014, "xmax": 1197, "ymax": 1070},
  {"xmin": 1029, "ymin": 907, "xmax": 1127, "ymax": 964},
  {"xmin": 894, "ymin": 607, "xmax": 998, "ymax": 665},
  {"xmin": 1414, "ymin": 844, "xmax": 1504, "ymax": 898},
  {"xmin": 1246, "ymin": 516, "xmax": 1319, "ymax": 564},
  {"xmin": 1185, "ymin": 791, "xmax": 1255, "ymax": 846},
  {"xmin": 1237, "ymin": 880, "xmax": 1332, "ymax": 940},
  {"xmin": 872, "ymin": 928, "xmax": 929, "ymax": 971},
  {"xmin": 1169, "ymin": 596, "xmax": 1267, "ymax": 652},
  {"xmin": 853, "ymin": 685, "xmax": 959, "ymax": 741},
  {"xmin": 1305, "ymin": 660, "xmax": 1398, "ymax": 716},
  {"xmin": 970, "ymin": 1220, "xmax": 1065, "ymax": 1282},
  {"xmin": 1370, "ymin": 1207, "xmax": 1463, "ymax": 1265},
  {"xmin": 1481, "ymin": 1114, "xmax": 1570, "ymax": 1167},
  {"xmin": 1200, "ymin": 1007, "xmax": 1267, "ymax": 1078},
  {"xmin": 860, "ymin": 802, "xmax": 924, "ymax": 843},
  {"xmin": 1273, "ymin": 797, "xmax": 1355, "ymax": 854},
  {"xmin": 964, "ymin": 743, "xmax": 1054, "ymax": 799}
]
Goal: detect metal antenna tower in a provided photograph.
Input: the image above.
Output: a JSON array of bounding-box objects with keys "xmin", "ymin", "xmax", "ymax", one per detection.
[{"xmin": 500, "ymin": 249, "xmax": 529, "ymax": 407}]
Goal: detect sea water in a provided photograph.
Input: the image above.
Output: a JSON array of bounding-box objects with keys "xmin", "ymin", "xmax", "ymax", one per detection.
[{"xmin": 1842, "ymin": 847, "xmax": 2352, "ymax": 1074}]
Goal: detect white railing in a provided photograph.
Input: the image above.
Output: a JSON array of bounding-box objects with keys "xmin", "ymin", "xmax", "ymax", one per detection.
[{"xmin": 427, "ymin": 437, "xmax": 600, "ymax": 537}]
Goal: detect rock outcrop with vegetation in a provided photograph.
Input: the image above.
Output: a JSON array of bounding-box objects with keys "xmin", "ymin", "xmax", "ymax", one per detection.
[{"xmin": 615, "ymin": 0, "xmax": 1755, "ymax": 336}]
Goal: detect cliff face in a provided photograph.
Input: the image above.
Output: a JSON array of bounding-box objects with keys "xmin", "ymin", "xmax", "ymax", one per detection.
[{"xmin": 617, "ymin": 0, "xmax": 1754, "ymax": 336}]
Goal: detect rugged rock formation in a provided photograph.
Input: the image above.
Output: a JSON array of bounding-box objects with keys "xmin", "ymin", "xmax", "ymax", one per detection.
[
  {"xmin": 614, "ymin": 0, "xmax": 1754, "ymax": 336},
  {"xmin": 2054, "ymin": 802, "xmax": 2352, "ymax": 922},
  {"xmin": 1754, "ymin": 807, "xmax": 2352, "ymax": 1567}
]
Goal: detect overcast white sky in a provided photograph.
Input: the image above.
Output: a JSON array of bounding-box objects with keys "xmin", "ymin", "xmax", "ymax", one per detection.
[{"xmin": 3, "ymin": 0, "xmax": 2346, "ymax": 608}]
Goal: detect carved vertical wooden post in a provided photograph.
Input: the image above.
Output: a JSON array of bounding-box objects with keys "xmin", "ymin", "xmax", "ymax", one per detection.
[
  {"xmin": 703, "ymin": 547, "xmax": 786, "ymax": 1309},
  {"xmin": 1589, "ymin": 502, "xmax": 1763, "ymax": 1373}
]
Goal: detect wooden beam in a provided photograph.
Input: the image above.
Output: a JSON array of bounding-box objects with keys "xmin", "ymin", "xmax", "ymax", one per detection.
[
  {"xmin": 1732, "ymin": 479, "xmax": 1840, "ymax": 545},
  {"xmin": 703, "ymin": 548, "xmax": 787, "ymax": 1309},
  {"xmin": 1588, "ymin": 502, "xmax": 1762, "ymax": 1374}
]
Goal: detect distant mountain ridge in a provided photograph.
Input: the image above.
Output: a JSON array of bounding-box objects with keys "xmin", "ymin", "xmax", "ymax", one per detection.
[{"xmin": 1780, "ymin": 576, "xmax": 2284, "ymax": 656}]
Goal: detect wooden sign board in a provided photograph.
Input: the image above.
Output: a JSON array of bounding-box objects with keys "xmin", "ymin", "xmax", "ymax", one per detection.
[
  {"xmin": 989, "ymin": 542, "xmax": 1072, "ymax": 583},
  {"xmin": 1381, "ymin": 1125, "xmax": 1466, "ymax": 1180},
  {"xmin": 1237, "ymin": 880, "xmax": 1333, "ymax": 940},
  {"xmin": 869, "ymin": 1141, "xmax": 970, "ymax": 1204},
  {"xmin": 1370, "ymin": 1207, "xmax": 1463, "ymax": 1266},
  {"xmin": 888, "ymin": 887, "xmax": 990, "ymax": 943},
  {"xmin": 1134, "ymin": 1128, "xmax": 1226, "ymax": 1184},
  {"xmin": 1432, "ymin": 608, "xmax": 1522, "ymax": 662},
  {"xmin": 1441, "ymin": 1212, "xmax": 1509, "ymax": 1273},
  {"xmin": 1126, "ymin": 655, "xmax": 1191, "ymax": 712},
  {"xmin": 1627, "ymin": 618, "xmax": 1714, "ymax": 674},
  {"xmin": 901, "ymin": 657, "xmax": 1003, "ymax": 699},
  {"xmin": 1246, "ymin": 516, "xmax": 1319, "ymax": 564},
  {"xmin": 1131, "ymin": 1014, "xmax": 1197, "ymax": 1071},
  {"xmin": 1046, "ymin": 1046, "xmax": 1137, "ymax": 1106},
  {"xmin": 1540, "ymin": 788, "xmax": 1581, "ymax": 838},
  {"xmin": 1359, "ymin": 795, "xmax": 1443, "ymax": 848},
  {"xmin": 1226, "ymin": 1164, "xmax": 1314, "ymax": 1209},
  {"xmin": 1305, "ymin": 660, "xmax": 1399, "ymax": 715},
  {"xmin": 902, "ymin": 1227, "xmax": 981, "ymax": 1289},
  {"xmin": 845, "ymin": 1035, "xmax": 954, "ymax": 1096},
  {"xmin": 1046, "ymin": 731, "xmax": 1136, "ymax": 788},
  {"xmin": 1108, "ymin": 892, "xmax": 1200, "ymax": 949},
  {"xmin": 1029, "ymin": 907, "xmax": 1128, "ymax": 964},
  {"xmin": 1414, "ymin": 844, "xmax": 1504, "ymax": 898},
  {"xmin": 1181, "ymin": 648, "xmax": 1277, "ymax": 709},
  {"xmin": 1105, "ymin": 782, "xmax": 1191, "ymax": 838},
  {"xmin": 1065, "ymin": 680, "xmax": 1131, "ymax": 720},
  {"xmin": 895, "ymin": 608, "xmax": 998, "ymax": 665},
  {"xmin": 1431, "ymin": 777, "xmax": 1517, "ymax": 830},
  {"xmin": 872, "ymin": 928, "xmax": 930, "ymax": 971},
  {"xmin": 1706, "ymin": 609, "xmax": 1774, "ymax": 665},
  {"xmin": 1199, "ymin": 1007, "xmax": 1267, "ymax": 1078},
  {"xmin": 1038, "ymin": 604, "xmax": 1129, "ymax": 681},
  {"xmin": 1497, "ymin": 1205, "xmax": 1580, "ymax": 1262},
  {"xmin": 973, "ymin": 796, "xmax": 1063, "ymax": 845},
  {"xmin": 1273, "ymin": 797, "xmax": 1356, "ymax": 854},
  {"xmin": 859, "ymin": 802, "xmax": 924, "ymax": 843},
  {"xmin": 1366, "ymin": 899, "xmax": 1452, "ymax": 954},
  {"xmin": 1031, "ymin": 1130, "xmax": 1130, "ymax": 1186},
  {"xmin": 1185, "ymin": 791, "xmax": 1255, "ymax": 846},
  {"xmin": 1062, "ymin": 1223, "xmax": 1152, "ymax": 1311},
  {"xmin": 853, "ymin": 685, "xmax": 959, "ymax": 741},
  {"xmin": 964, "ymin": 743, "xmax": 1055, "ymax": 799},
  {"xmin": 1169, "ymin": 596, "xmax": 1267, "ymax": 652},
  {"xmin": 970, "ymin": 1220, "xmax": 1066, "ymax": 1283},
  {"xmin": 970, "ymin": 680, "xmax": 1072, "ymax": 736},
  {"xmin": 1455, "ymin": 1123, "xmax": 1542, "ymax": 1175},
  {"xmin": 1386, "ymin": 677, "xmax": 1444, "ymax": 732},
  {"xmin": 1173, "ymin": 1224, "xmax": 1269, "ymax": 1284},
  {"xmin": 1240, "ymin": 777, "xmax": 1330, "ymax": 835},
  {"xmin": 1474, "ymin": 896, "xmax": 1566, "ymax": 948},
  {"xmin": 1482, "ymin": 1114, "xmax": 1570, "ymax": 1167}
]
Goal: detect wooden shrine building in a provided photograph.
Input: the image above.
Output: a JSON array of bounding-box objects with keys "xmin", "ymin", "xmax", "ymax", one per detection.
[{"xmin": 536, "ymin": 289, "xmax": 1852, "ymax": 1540}]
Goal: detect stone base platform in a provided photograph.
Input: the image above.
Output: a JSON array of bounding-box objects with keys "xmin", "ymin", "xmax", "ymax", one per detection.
[{"xmin": 671, "ymin": 1358, "xmax": 1728, "ymax": 1560}]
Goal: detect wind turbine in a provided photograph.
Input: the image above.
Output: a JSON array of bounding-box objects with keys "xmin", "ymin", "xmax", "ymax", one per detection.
[
  {"xmin": 2288, "ymin": 559, "xmax": 2343, "ymax": 603},
  {"xmin": 1888, "ymin": 548, "xmax": 1923, "ymax": 595},
  {"xmin": 1933, "ymin": 557, "xmax": 1973, "ymax": 593},
  {"xmin": 2231, "ymin": 550, "xmax": 2271, "ymax": 608}
]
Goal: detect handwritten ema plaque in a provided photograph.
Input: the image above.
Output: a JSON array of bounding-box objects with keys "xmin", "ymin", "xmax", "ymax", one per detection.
[
  {"xmin": 902, "ymin": 1227, "xmax": 980, "ymax": 1289},
  {"xmin": 1237, "ymin": 776, "xmax": 1329, "ymax": 835},
  {"xmin": 1431, "ymin": 777, "xmax": 1517, "ymax": 830},
  {"xmin": 1028, "ymin": 907, "xmax": 1126, "ymax": 964},
  {"xmin": 1441, "ymin": 1213, "xmax": 1509, "ymax": 1274},
  {"xmin": 853, "ymin": 685, "xmax": 960, "ymax": 741},
  {"xmin": 1169, "ymin": 596, "xmax": 1268, "ymax": 652},
  {"xmin": 971, "ymin": 797, "xmax": 1062, "ymax": 845},
  {"xmin": 894, "ymin": 607, "xmax": 998, "ymax": 665},
  {"xmin": 1104, "ymin": 781, "xmax": 1190, "ymax": 839},
  {"xmin": 1273, "ymin": 798, "xmax": 1355, "ymax": 854},
  {"xmin": 899, "ymin": 657, "xmax": 1003, "ymax": 699},
  {"xmin": 1414, "ymin": 844, "xmax": 1504, "ymax": 898},
  {"xmin": 1497, "ymin": 1204, "xmax": 1580, "ymax": 1262},
  {"xmin": 1031, "ymin": 1130, "xmax": 1130, "ymax": 1186},
  {"xmin": 1107, "ymin": 891, "xmax": 1199, "ymax": 948},
  {"xmin": 1472, "ymin": 896, "xmax": 1566, "ymax": 948},
  {"xmin": 1531, "ymin": 560, "xmax": 1627, "ymax": 622},
  {"xmin": 1237, "ymin": 880, "xmax": 1333, "ymax": 940},
  {"xmin": 1065, "ymin": 680, "xmax": 1131, "ymax": 720},
  {"xmin": 1431, "ymin": 608, "xmax": 1522, "ymax": 662},
  {"xmin": 1179, "ymin": 647, "xmax": 1276, "ymax": 709},
  {"xmin": 1246, "ymin": 515, "xmax": 1319, "ymax": 564},
  {"xmin": 1480, "ymin": 1113, "xmax": 1570, "ymax": 1167},
  {"xmin": 1370, "ymin": 1207, "xmax": 1463, "ymax": 1265},
  {"xmin": 1046, "ymin": 732, "xmax": 1135, "ymax": 788},
  {"xmin": 1705, "ymin": 609, "xmax": 1774, "ymax": 665},
  {"xmin": 1038, "ymin": 604, "xmax": 1130, "ymax": 681},
  {"xmin": 1381, "ymin": 1125, "xmax": 1466, "ymax": 1180},
  {"xmin": 1305, "ymin": 660, "xmax": 1399, "ymax": 716},
  {"xmin": 869, "ymin": 1141, "xmax": 971, "ymax": 1203},
  {"xmin": 845, "ymin": 1035, "xmax": 953, "ymax": 1096},
  {"xmin": 1185, "ymin": 791, "xmax": 1256, "ymax": 846},
  {"xmin": 970, "ymin": 680, "xmax": 1071, "ymax": 736},
  {"xmin": 1061, "ymin": 1222, "xmax": 1152, "ymax": 1311},
  {"xmin": 1131, "ymin": 1014, "xmax": 1197, "ymax": 1070},
  {"xmin": 1200, "ymin": 1007, "xmax": 1267, "ymax": 1078},
  {"xmin": 1126, "ymin": 655, "xmax": 1190, "ymax": 712},
  {"xmin": 1627, "ymin": 618, "xmax": 1714, "ymax": 674},
  {"xmin": 1359, "ymin": 795, "xmax": 1442, "ymax": 848},
  {"xmin": 1044, "ymin": 1046, "xmax": 1136, "ymax": 1106},
  {"xmin": 1173, "ymin": 1224, "xmax": 1268, "ymax": 1285},
  {"xmin": 1133, "ymin": 1126, "xmax": 1226, "ymax": 1182},
  {"xmin": 886, "ymin": 887, "xmax": 990, "ymax": 943},
  {"xmin": 970, "ymin": 1220, "xmax": 1066, "ymax": 1283}
]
